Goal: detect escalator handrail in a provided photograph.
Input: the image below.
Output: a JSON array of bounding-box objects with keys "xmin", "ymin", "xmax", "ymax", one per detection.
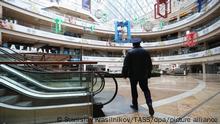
[
  {"xmin": 0, "ymin": 76, "xmax": 89, "ymax": 99},
  {"xmin": 0, "ymin": 64, "xmax": 88, "ymax": 92},
  {"xmin": 92, "ymin": 72, "xmax": 105, "ymax": 96},
  {"xmin": 95, "ymin": 72, "xmax": 118, "ymax": 106}
]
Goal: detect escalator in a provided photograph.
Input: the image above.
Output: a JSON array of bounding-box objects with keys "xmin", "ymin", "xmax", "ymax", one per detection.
[
  {"xmin": 0, "ymin": 71, "xmax": 93, "ymax": 123},
  {"xmin": 0, "ymin": 47, "xmax": 25, "ymax": 61},
  {"xmin": 0, "ymin": 47, "xmax": 53, "ymax": 71},
  {"xmin": 0, "ymin": 48, "xmax": 43, "ymax": 71},
  {"xmin": 0, "ymin": 47, "xmax": 118, "ymax": 123},
  {"xmin": 0, "ymin": 47, "xmax": 112, "ymax": 95}
]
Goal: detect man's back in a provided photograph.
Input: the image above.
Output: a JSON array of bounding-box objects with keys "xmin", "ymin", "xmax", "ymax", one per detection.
[
  {"xmin": 122, "ymin": 41, "xmax": 155, "ymax": 117},
  {"xmin": 123, "ymin": 47, "xmax": 152, "ymax": 80}
]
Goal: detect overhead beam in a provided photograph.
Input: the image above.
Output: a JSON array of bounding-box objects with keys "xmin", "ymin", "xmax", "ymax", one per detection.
[
  {"xmin": 135, "ymin": 0, "xmax": 148, "ymax": 16},
  {"xmin": 116, "ymin": 0, "xmax": 133, "ymax": 20},
  {"xmin": 105, "ymin": 0, "xmax": 127, "ymax": 20}
]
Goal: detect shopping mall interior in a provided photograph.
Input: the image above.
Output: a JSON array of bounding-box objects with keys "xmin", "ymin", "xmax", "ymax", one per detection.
[{"xmin": 0, "ymin": 0, "xmax": 220, "ymax": 123}]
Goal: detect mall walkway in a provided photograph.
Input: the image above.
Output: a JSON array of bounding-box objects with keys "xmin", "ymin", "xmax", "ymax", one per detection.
[{"xmin": 96, "ymin": 74, "xmax": 220, "ymax": 124}]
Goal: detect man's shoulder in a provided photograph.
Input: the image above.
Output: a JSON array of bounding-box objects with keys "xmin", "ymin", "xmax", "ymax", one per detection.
[
  {"xmin": 129, "ymin": 47, "xmax": 147, "ymax": 52},
  {"xmin": 127, "ymin": 49, "xmax": 136, "ymax": 54}
]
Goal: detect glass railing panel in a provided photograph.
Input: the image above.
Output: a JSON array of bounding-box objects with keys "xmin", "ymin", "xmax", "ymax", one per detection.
[
  {"xmin": 26, "ymin": 72, "xmax": 91, "ymax": 88},
  {"xmin": 24, "ymin": 70, "xmax": 106, "ymax": 94},
  {"xmin": 0, "ymin": 64, "xmax": 93, "ymax": 93}
]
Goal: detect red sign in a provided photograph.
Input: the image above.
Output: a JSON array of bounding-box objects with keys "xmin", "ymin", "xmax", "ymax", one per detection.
[{"xmin": 184, "ymin": 32, "xmax": 197, "ymax": 47}]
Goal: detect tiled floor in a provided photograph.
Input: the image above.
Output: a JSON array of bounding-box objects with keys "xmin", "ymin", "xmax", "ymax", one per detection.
[{"xmin": 96, "ymin": 74, "xmax": 220, "ymax": 124}]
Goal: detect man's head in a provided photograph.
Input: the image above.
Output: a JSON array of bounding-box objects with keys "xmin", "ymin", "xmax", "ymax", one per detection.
[
  {"xmin": 131, "ymin": 38, "xmax": 142, "ymax": 47},
  {"xmin": 133, "ymin": 42, "xmax": 141, "ymax": 47}
]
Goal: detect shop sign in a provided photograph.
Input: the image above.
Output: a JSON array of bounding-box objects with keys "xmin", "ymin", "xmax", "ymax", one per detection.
[{"xmin": 9, "ymin": 44, "xmax": 52, "ymax": 53}]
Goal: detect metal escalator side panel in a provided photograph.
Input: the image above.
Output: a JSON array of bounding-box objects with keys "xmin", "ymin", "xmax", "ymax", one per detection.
[
  {"xmin": 0, "ymin": 102, "xmax": 92, "ymax": 124},
  {"xmin": 0, "ymin": 102, "xmax": 92, "ymax": 110}
]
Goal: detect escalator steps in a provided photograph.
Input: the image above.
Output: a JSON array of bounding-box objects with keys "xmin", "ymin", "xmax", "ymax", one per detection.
[
  {"xmin": 29, "ymin": 86, "xmax": 37, "ymax": 90},
  {"xmin": 0, "ymin": 89, "xmax": 5, "ymax": 96},
  {"xmin": 15, "ymin": 101, "xmax": 32, "ymax": 107},
  {"xmin": 0, "ymin": 95, "xmax": 19, "ymax": 104},
  {"xmin": 0, "ymin": 73, "xmax": 7, "ymax": 76}
]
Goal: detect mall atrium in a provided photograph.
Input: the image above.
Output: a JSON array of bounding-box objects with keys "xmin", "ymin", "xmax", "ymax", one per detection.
[{"xmin": 0, "ymin": 0, "xmax": 220, "ymax": 123}]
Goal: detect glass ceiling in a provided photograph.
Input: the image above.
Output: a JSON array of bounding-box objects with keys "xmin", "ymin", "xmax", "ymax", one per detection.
[
  {"xmin": 46, "ymin": 0, "xmax": 161, "ymax": 23},
  {"xmin": 91, "ymin": 0, "xmax": 156, "ymax": 22}
]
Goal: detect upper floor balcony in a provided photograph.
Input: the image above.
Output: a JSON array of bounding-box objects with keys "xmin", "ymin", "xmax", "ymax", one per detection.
[
  {"xmin": 1, "ymin": 17, "xmax": 219, "ymax": 50},
  {"xmin": 82, "ymin": 46, "xmax": 220, "ymax": 65},
  {"xmin": 1, "ymin": 0, "xmax": 219, "ymax": 36}
]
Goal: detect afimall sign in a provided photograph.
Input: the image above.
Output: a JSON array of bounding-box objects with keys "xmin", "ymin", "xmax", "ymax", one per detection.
[{"xmin": 7, "ymin": 44, "xmax": 52, "ymax": 53}]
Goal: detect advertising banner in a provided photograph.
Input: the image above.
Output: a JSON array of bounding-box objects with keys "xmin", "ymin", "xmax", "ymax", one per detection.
[{"xmin": 82, "ymin": 0, "xmax": 91, "ymax": 11}]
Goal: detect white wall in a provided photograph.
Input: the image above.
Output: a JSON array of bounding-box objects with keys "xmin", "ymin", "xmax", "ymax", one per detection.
[{"xmin": 82, "ymin": 34, "xmax": 99, "ymax": 40}]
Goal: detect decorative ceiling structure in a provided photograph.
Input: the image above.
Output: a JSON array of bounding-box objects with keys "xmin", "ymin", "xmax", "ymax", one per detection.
[{"xmin": 91, "ymin": 0, "xmax": 156, "ymax": 22}]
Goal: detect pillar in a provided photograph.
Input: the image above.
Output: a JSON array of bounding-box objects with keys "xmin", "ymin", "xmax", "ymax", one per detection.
[
  {"xmin": 202, "ymin": 62, "xmax": 206, "ymax": 75},
  {"xmin": 0, "ymin": 32, "xmax": 2, "ymax": 46},
  {"xmin": 177, "ymin": 32, "xmax": 181, "ymax": 38},
  {"xmin": 0, "ymin": 5, "xmax": 2, "ymax": 19},
  {"xmin": 58, "ymin": 46, "xmax": 64, "ymax": 69},
  {"xmin": 84, "ymin": 64, "xmax": 86, "ymax": 71},
  {"xmin": 0, "ymin": 5, "xmax": 2, "ymax": 46},
  {"xmin": 177, "ymin": 13, "xmax": 180, "ymax": 21},
  {"xmin": 80, "ymin": 47, "xmax": 83, "ymax": 61},
  {"xmin": 60, "ymin": 46, "xmax": 64, "ymax": 54},
  {"xmin": 80, "ymin": 47, "xmax": 83, "ymax": 71},
  {"xmin": 204, "ymin": 41, "xmax": 207, "ymax": 50}
]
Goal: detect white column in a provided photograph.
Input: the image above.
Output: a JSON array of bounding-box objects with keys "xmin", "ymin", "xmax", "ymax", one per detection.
[
  {"xmin": 105, "ymin": 65, "xmax": 108, "ymax": 72},
  {"xmin": 84, "ymin": 64, "xmax": 86, "ymax": 71},
  {"xmin": 0, "ymin": 5, "xmax": 2, "ymax": 19},
  {"xmin": 202, "ymin": 62, "xmax": 206, "ymax": 75},
  {"xmin": 177, "ymin": 32, "xmax": 181, "ymax": 37},
  {"xmin": 60, "ymin": 46, "xmax": 64, "ymax": 54},
  {"xmin": 177, "ymin": 13, "xmax": 180, "ymax": 21}
]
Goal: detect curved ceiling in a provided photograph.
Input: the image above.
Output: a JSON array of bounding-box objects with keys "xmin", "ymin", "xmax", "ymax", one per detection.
[{"xmin": 91, "ymin": 0, "xmax": 156, "ymax": 22}]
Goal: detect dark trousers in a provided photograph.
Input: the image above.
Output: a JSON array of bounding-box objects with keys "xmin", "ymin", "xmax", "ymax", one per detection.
[{"xmin": 129, "ymin": 78, "xmax": 152, "ymax": 107}]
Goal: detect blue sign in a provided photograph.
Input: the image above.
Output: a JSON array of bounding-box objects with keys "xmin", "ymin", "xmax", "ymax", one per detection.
[
  {"xmin": 82, "ymin": 0, "xmax": 91, "ymax": 11},
  {"xmin": 114, "ymin": 20, "xmax": 131, "ymax": 43}
]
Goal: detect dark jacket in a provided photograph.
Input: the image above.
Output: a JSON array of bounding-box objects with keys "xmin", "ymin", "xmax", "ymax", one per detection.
[{"xmin": 122, "ymin": 46, "xmax": 152, "ymax": 80}]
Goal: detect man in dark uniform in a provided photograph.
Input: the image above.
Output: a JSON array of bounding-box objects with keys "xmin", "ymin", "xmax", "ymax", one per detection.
[{"xmin": 122, "ymin": 38, "xmax": 154, "ymax": 116}]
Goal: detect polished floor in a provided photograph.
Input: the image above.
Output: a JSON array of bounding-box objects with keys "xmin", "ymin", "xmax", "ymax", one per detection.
[
  {"xmin": 52, "ymin": 74, "xmax": 220, "ymax": 124},
  {"xmin": 96, "ymin": 74, "xmax": 220, "ymax": 124}
]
